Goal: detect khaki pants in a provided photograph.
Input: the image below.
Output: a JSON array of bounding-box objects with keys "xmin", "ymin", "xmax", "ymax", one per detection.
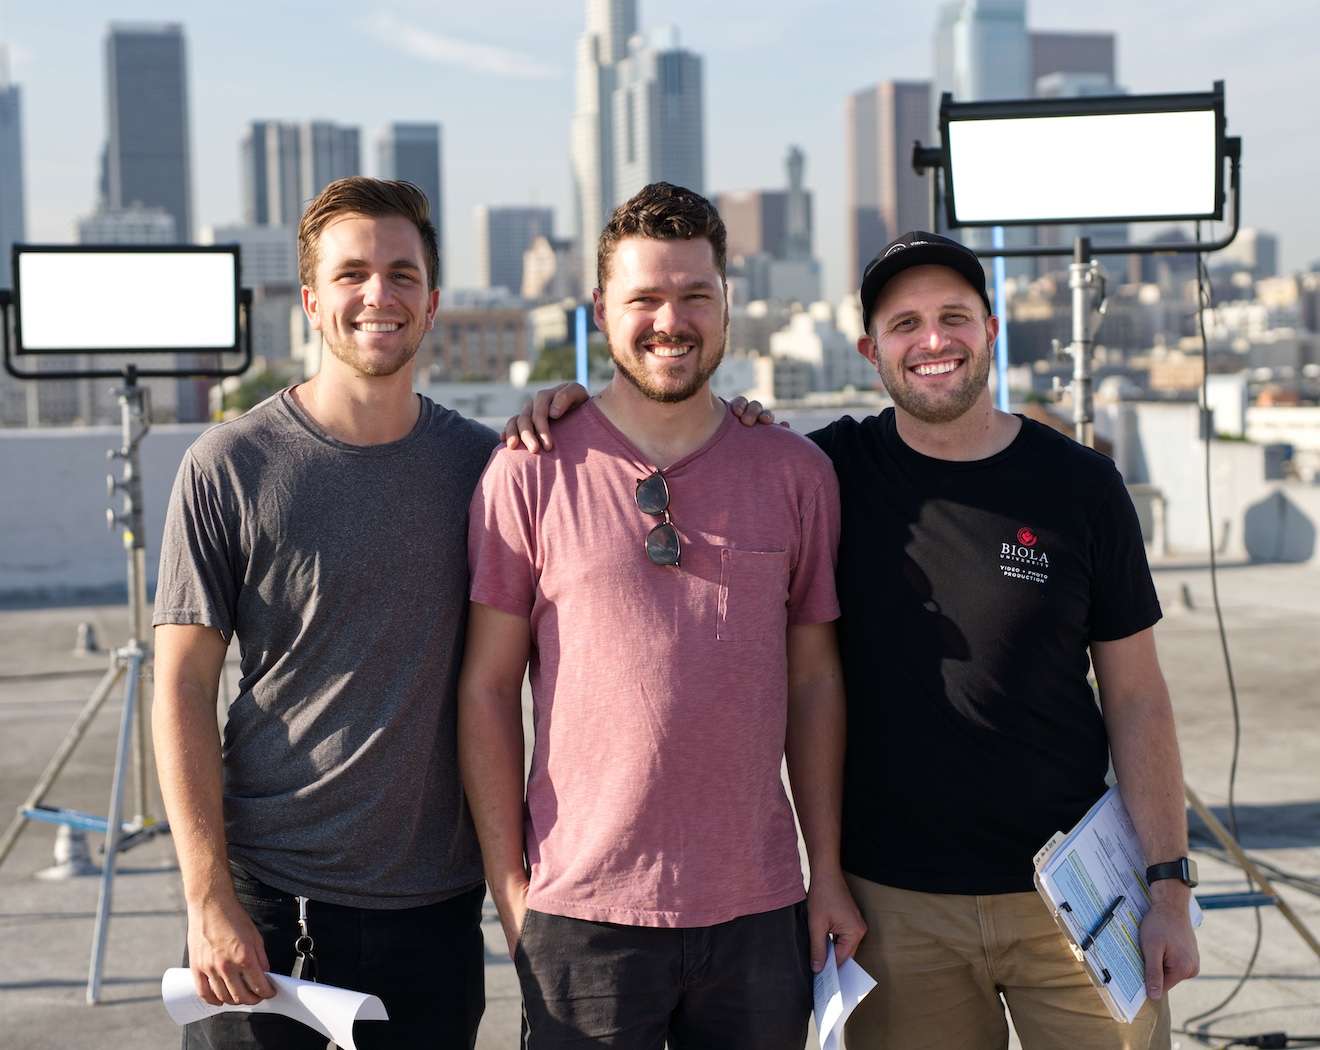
[{"xmin": 843, "ymin": 876, "xmax": 1170, "ymax": 1050}]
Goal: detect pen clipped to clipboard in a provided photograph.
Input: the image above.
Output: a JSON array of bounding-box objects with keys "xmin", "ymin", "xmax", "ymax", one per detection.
[{"xmin": 1033, "ymin": 786, "xmax": 1202, "ymax": 1024}]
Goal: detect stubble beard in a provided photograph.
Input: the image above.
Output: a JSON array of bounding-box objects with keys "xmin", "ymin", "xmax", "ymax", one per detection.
[
  {"xmin": 324, "ymin": 333, "xmax": 419, "ymax": 378},
  {"xmin": 607, "ymin": 326, "xmax": 728, "ymax": 405},
  {"xmin": 880, "ymin": 345, "xmax": 992, "ymax": 424}
]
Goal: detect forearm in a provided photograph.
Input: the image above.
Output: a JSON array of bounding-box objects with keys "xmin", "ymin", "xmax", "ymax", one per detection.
[
  {"xmin": 152, "ymin": 679, "xmax": 235, "ymax": 910},
  {"xmin": 458, "ymin": 682, "xmax": 529, "ymax": 909},
  {"xmin": 1105, "ymin": 686, "xmax": 1189, "ymax": 903},
  {"xmin": 785, "ymin": 668, "xmax": 846, "ymax": 876}
]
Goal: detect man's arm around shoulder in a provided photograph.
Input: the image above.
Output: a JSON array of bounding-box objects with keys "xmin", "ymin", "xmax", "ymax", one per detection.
[
  {"xmin": 1093, "ymin": 626, "xmax": 1200, "ymax": 1000},
  {"xmin": 153, "ymin": 623, "xmax": 275, "ymax": 1006},
  {"xmin": 786, "ymin": 621, "xmax": 866, "ymax": 972},
  {"xmin": 458, "ymin": 602, "xmax": 533, "ymax": 959}
]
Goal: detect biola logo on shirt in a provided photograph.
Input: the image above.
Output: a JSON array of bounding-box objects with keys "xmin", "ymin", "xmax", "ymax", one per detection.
[{"xmin": 1000, "ymin": 526, "xmax": 1049, "ymax": 584}]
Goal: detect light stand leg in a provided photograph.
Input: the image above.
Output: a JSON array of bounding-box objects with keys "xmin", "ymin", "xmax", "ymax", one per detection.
[
  {"xmin": 86, "ymin": 646, "xmax": 144, "ymax": 1005},
  {"xmin": 1186, "ymin": 783, "xmax": 1320, "ymax": 962},
  {"xmin": 0, "ymin": 660, "xmax": 126, "ymax": 869}
]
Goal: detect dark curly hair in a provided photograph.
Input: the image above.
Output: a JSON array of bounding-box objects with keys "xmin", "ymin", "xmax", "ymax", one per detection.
[{"xmin": 596, "ymin": 182, "xmax": 726, "ymax": 291}]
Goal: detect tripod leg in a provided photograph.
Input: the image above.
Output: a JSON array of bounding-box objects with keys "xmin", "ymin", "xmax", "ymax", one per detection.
[
  {"xmin": 87, "ymin": 649, "xmax": 143, "ymax": 1005},
  {"xmin": 1186, "ymin": 783, "xmax": 1320, "ymax": 962},
  {"xmin": 0, "ymin": 660, "xmax": 127, "ymax": 870}
]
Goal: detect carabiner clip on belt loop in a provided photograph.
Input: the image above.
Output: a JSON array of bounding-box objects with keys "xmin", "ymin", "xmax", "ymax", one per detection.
[{"xmin": 291, "ymin": 895, "xmax": 318, "ymax": 983}]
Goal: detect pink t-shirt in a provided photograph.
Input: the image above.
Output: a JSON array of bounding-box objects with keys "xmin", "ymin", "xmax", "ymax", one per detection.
[{"xmin": 468, "ymin": 401, "xmax": 840, "ymax": 927}]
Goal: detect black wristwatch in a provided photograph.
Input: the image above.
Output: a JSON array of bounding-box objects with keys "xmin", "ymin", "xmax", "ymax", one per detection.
[{"xmin": 1146, "ymin": 857, "xmax": 1198, "ymax": 889}]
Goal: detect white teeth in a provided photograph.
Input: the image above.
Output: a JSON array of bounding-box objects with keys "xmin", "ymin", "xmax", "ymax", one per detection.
[
  {"xmin": 913, "ymin": 361, "xmax": 959, "ymax": 376},
  {"xmin": 357, "ymin": 322, "xmax": 401, "ymax": 333},
  {"xmin": 648, "ymin": 345, "xmax": 691, "ymax": 358}
]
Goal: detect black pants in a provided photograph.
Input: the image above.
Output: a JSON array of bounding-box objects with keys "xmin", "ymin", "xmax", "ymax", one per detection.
[
  {"xmin": 183, "ymin": 865, "xmax": 485, "ymax": 1050},
  {"xmin": 515, "ymin": 902, "xmax": 812, "ymax": 1050}
]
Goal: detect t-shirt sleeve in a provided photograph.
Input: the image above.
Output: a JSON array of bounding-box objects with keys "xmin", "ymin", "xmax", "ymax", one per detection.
[
  {"xmin": 152, "ymin": 449, "xmax": 239, "ymax": 639},
  {"xmin": 786, "ymin": 461, "xmax": 842, "ymax": 626},
  {"xmin": 468, "ymin": 450, "xmax": 538, "ymax": 619},
  {"xmin": 1089, "ymin": 464, "xmax": 1162, "ymax": 642}
]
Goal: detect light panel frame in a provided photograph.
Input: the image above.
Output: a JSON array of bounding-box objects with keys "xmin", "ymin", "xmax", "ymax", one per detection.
[{"xmin": 939, "ymin": 86, "xmax": 1226, "ymax": 229}]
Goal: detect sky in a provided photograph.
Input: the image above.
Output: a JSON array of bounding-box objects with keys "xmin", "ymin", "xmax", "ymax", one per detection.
[{"xmin": 2, "ymin": 0, "xmax": 1318, "ymax": 303}]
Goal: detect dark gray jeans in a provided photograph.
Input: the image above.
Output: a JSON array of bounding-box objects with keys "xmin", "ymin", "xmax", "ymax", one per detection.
[
  {"xmin": 182, "ymin": 864, "xmax": 485, "ymax": 1050},
  {"xmin": 514, "ymin": 901, "xmax": 813, "ymax": 1050}
]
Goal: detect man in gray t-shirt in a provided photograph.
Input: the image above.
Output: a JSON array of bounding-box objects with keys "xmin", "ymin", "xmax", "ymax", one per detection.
[{"xmin": 153, "ymin": 177, "xmax": 496, "ymax": 1050}]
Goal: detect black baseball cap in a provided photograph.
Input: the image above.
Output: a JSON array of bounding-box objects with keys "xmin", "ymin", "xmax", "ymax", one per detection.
[{"xmin": 859, "ymin": 231, "xmax": 992, "ymax": 333}]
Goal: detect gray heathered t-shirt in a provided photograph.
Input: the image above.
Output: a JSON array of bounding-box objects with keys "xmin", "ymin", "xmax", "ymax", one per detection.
[{"xmin": 154, "ymin": 389, "xmax": 499, "ymax": 908}]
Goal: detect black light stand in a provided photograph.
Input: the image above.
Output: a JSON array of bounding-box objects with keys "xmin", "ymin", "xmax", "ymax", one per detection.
[{"xmin": 0, "ymin": 280, "xmax": 253, "ymax": 1002}]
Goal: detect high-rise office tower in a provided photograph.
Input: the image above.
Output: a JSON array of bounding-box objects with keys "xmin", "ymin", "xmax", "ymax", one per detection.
[
  {"xmin": 240, "ymin": 120, "xmax": 359, "ymax": 226},
  {"xmin": 934, "ymin": 0, "xmax": 1030, "ymax": 106},
  {"xmin": 845, "ymin": 81, "xmax": 931, "ymax": 289},
  {"xmin": 474, "ymin": 206, "xmax": 554, "ymax": 296},
  {"xmin": 932, "ymin": 1, "xmax": 1031, "ymax": 273},
  {"xmin": 571, "ymin": 0, "xmax": 638, "ymax": 292},
  {"xmin": 718, "ymin": 191, "xmax": 788, "ymax": 261},
  {"xmin": 242, "ymin": 121, "xmax": 302, "ymax": 227},
  {"xmin": 0, "ymin": 48, "xmax": 25, "ymax": 290},
  {"xmin": 612, "ymin": 28, "xmax": 704, "ymax": 206},
  {"xmin": 300, "ymin": 121, "xmax": 360, "ymax": 204},
  {"xmin": 104, "ymin": 23, "xmax": 193, "ymax": 241},
  {"xmin": 378, "ymin": 123, "xmax": 444, "ymax": 287},
  {"xmin": 783, "ymin": 146, "xmax": 811, "ymax": 263},
  {"xmin": 718, "ymin": 148, "xmax": 815, "ymax": 263},
  {"xmin": 1030, "ymin": 31, "xmax": 1115, "ymax": 91}
]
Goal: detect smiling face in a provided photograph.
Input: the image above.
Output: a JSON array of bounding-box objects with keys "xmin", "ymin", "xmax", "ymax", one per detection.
[
  {"xmin": 301, "ymin": 213, "xmax": 439, "ymax": 378},
  {"xmin": 593, "ymin": 235, "xmax": 728, "ymax": 404},
  {"xmin": 859, "ymin": 264, "xmax": 999, "ymax": 425}
]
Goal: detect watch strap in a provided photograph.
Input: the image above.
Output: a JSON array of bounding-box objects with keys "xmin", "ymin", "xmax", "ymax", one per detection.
[{"xmin": 1146, "ymin": 857, "xmax": 1197, "ymax": 888}]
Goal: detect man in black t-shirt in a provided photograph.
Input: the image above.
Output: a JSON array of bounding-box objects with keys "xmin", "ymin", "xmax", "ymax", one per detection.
[
  {"xmin": 503, "ymin": 230, "xmax": 1200, "ymax": 1050},
  {"xmin": 809, "ymin": 231, "xmax": 1198, "ymax": 1050}
]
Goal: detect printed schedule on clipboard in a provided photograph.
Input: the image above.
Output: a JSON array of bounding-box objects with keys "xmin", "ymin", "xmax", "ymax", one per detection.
[{"xmin": 1033, "ymin": 786, "xmax": 1203, "ymax": 1024}]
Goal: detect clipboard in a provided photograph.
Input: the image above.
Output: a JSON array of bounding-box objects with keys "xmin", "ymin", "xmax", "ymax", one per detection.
[{"xmin": 1033, "ymin": 785, "xmax": 1203, "ymax": 1025}]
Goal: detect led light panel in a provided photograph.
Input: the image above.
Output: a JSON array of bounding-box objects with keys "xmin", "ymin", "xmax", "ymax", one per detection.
[
  {"xmin": 15, "ymin": 249, "xmax": 239, "ymax": 353},
  {"xmin": 946, "ymin": 108, "xmax": 1219, "ymax": 226}
]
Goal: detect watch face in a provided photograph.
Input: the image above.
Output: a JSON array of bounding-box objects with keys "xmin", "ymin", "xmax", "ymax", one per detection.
[{"xmin": 1184, "ymin": 857, "xmax": 1199, "ymax": 888}]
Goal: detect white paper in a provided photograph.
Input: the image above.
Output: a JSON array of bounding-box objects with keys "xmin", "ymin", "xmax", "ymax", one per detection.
[
  {"xmin": 161, "ymin": 968, "xmax": 388, "ymax": 1050},
  {"xmin": 812, "ymin": 940, "xmax": 877, "ymax": 1050},
  {"xmin": 1034, "ymin": 786, "xmax": 1204, "ymax": 1024}
]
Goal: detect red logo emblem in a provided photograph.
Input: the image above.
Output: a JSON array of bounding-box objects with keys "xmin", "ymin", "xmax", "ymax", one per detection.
[{"xmin": 1017, "ymin": 527, "xmax": 1038, "ymax": 547}]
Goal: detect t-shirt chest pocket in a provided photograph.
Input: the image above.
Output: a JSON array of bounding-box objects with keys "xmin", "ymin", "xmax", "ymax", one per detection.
[{"xmin": 716, "ymin": 548, "xmax": 790, "ymax": 642}]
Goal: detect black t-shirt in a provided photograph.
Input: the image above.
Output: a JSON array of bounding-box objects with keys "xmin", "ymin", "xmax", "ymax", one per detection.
[{"xmin": 809, "ymin": 409, "xmax": 1161, "ymax": 895}]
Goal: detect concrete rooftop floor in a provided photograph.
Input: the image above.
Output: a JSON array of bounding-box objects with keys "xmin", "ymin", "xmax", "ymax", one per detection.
[{"xmin": 0, "ymin": 560, "xmax": 1317, "ymax": 1049}]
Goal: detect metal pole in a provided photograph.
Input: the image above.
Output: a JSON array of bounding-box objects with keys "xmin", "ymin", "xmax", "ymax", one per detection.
[
  {"xmin": 112, "ymin": 371, "xmax": 154, "ymax": 824},
  {"xmin": 87, "ymin": 645, "xmax": 143, "ymax": 1004},
  {"xmin": 574, "ymin": 306, "xmax": 588, "ymax": 390},
  {"xmin": 992, "ymin": 226, "xmax": 1010, "ymax": 412},
  {"xmin": 1067, "ymin": 236, "xmax": 1095, "ymax": 448}
]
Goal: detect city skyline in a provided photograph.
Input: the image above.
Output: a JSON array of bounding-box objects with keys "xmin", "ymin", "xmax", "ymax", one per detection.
[{"xmin": 2, "ymin": 1, "xmax": 1317, "ymax": 302}]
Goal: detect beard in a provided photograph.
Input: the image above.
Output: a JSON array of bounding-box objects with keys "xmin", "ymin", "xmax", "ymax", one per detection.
[
  {"xmin": 323, "ymin": 333, "xmax": 419, "ymax": 378},
  {"xmin": 608, "ymin": 326, "xmax": 727, "ymax": 405},
  {"xmin": 879, "ymin": 348, "xmax": 991, "ymax": 424}
]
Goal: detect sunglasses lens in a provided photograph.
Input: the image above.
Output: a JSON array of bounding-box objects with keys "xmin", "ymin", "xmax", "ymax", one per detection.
[
  {"xmin": 635, "ymin": 473, "xmax": 669, "ymax": 516},
  {"xmin": 645, "ymin": 522, "xmax": 681, "ymax": 567}
]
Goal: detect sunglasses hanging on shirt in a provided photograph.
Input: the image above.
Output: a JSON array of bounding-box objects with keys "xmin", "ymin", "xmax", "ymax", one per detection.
[{"xmin": 635, "ymin": 472, "xmax": 681, "ymax": 568}]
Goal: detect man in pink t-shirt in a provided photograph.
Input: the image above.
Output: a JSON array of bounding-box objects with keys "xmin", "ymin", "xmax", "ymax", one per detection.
[{"xmin": 460, "ymin": 182, "xmax": 865, "ymax": 1049}]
